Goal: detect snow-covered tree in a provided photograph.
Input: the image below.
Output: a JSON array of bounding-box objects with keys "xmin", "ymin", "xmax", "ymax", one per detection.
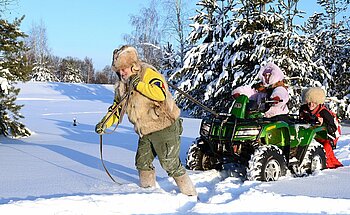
[
  {"xmin": 269, "ymin": 0, "xmax": 327, "ymax": 113},
  {"xmin": 171, "ymin": 0, "xmax": 321, "ymax": 116},
  {"xmin": 60, "ymin": 57, "xmax": 83, "ymax": 83},
  {"xmin": 62, "ymin": 67, "xmax": 83, "ymax": 83},
  {"xmin": 303, "ymin": 0, "xmax": 350, "ymax": 119},
  {"xmin": 31, "ymin": 59, "xmax": 59, "ymax": 82},
  {"xmin": 170, "ymin": 0, "xmax": 236, "ymax": 116},
  {"xmin": 0, "ymin": 17, "xmax": 32, "ymax": 137},
  {"xmin": 224, "ymin": 0, "xmax": 319, "ymax": 113},
  {"xmin": 161, "ymin": 42, "xmax": 180, "ymax": 77},
  {"xmin": 25, "ymin": 20, "xmax": 58, "ymax": 82}
]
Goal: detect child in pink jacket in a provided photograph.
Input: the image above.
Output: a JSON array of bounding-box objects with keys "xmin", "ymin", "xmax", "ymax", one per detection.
[{"xmin": 232, "ymin": 62, "xmax": 289, "ymax": 119}]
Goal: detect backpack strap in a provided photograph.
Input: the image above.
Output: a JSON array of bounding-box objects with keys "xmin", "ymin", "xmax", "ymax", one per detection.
[
  {"xmin": 312, "ymin": 104, "xmax": 326, "ymax": 117},
  {"xmin": 313, "ymin": 104, "xmax": 341, "ymax": 148}
]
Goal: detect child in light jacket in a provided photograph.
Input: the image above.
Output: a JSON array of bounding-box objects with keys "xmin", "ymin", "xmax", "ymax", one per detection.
[{"xmin": 232, "ymin": 62, "xmax": 289, "ymax": 120}]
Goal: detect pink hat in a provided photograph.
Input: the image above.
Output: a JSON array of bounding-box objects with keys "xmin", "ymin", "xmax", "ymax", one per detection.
[{"xmin": 258, "ymin": 62, "xmax": 284, "ymax": 87}]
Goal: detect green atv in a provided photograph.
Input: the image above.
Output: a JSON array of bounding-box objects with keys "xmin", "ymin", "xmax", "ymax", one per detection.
[{"xmin": 185, "ymin": 95, "xmax": 328, "ymax": 181}]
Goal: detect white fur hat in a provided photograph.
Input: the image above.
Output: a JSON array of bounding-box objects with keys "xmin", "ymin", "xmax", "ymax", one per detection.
[
  {"xmin": 303, "ymin": 87, "xmax": 326, "ymax": 105},
  {"xmin": 112, "ymin": 45, "xmax": 139, "ymax": 71},
  {"xmin": 258, "ymin": 62, "xmax": 284, "ymax": 87}
]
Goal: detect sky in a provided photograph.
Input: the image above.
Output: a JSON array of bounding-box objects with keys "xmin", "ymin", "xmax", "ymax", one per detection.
[
  {"xmin": 5, "ymin": 0, "xmax": 151, "ymax": 70},
  {"xmin": 3, "ymin": 0, "xmax": 343, "ymax": 71},
  {"xmin": 0, "ymin": 81, "xmax": 350, "ymax": 214}
]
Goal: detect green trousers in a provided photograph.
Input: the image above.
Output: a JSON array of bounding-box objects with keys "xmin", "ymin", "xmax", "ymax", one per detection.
[{"xmin": 135, "ymin": 118, "xmax": 186, "ymax": 177}]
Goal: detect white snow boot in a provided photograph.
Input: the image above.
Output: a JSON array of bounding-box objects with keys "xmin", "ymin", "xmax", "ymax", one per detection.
[
  {"xmin": 139, "ymin": 170, "xmax": 156, "ymax": 188},
  {"xmin": 173, "ymin": 172, "xmax": 197, "ymax": 196}
]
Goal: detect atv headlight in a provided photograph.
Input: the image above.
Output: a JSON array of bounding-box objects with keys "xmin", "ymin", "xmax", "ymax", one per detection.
[
  {"xmin": 200, "ymin": 120, "xmax": 211, "ymax": 137},
  {"xmin": 236, "ymin": 128, "xmax": 260, "ymax": 137}
]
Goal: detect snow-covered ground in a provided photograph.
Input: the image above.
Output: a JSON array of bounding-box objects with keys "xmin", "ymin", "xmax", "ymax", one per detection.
[{"xmin": 0, "ymin": 81, "xmax": 349, "ymax": 215}]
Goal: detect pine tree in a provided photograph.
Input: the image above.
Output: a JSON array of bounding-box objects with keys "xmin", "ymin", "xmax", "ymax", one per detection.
[
  {"xmin": 170, "ymin": 0, "xmax": 236, "ymax": 116},
  {"xmin": 62, "ymin": 66, "xmax": 83, "ymax": 83},
  {"xmin": 0, "ymin": 17, "xmax": 32, "ymax": 137},
  {"xmin": 31, "ymin": 58, "xmax": 59, "ymax": 82},
  {"xmin": 228, "ymin": 0, "xmax": 323, "ymax": 114},
  {"xmin": 161, "ymin": 42, "xmax": 180, "ymax": 78},
  {"xmin": 271, "ymin": 0, "xmax": 326, "ymax": 113},
  {"xmin": 303, "ymin": 0, "xmax": 350, "ymax": 119},
  {"xmin": 172, "ymin": 0, "xmax": 320, "ymax": 116},
  {"xmin": 60, "ymin": 57, "xmax": 83, "ymax": 83}
]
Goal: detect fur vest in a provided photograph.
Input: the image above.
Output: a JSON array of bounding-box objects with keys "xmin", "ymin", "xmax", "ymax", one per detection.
[{"xmin": 115, "ymin": 63, "xmax": 180, "ymax": 136}]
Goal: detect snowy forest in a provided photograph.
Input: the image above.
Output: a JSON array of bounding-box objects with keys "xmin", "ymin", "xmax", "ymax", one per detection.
[{"xmin": 1, "ymin": 0, "xmax": 350, "ymax": 137}]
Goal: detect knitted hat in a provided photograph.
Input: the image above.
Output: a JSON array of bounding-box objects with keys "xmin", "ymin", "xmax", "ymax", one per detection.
[
  {"xmin": 303, "ymin": 87, "xmax": 326, "ymax": 105},
  {"xmin": 112, "ymin": 45, "xmax": 139, "ymax": 71}
]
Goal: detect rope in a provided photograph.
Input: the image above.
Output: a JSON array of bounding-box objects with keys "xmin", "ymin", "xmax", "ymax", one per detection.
[
  {"xmin": 99, "ymin": 84, "xmax": 132, "ymax": 184},
  {"xmin": 167, "ymin": 82, "xmax": 218, "ymax": 117},
  {"xmin": 99, "ymin": 135, "xmax": 123, "ymax": 185}
]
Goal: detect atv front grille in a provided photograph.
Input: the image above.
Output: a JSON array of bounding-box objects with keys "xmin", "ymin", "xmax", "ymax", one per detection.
[{"xmin": 235, "ymin": 127, "xmax": 261, "ymax": 138}]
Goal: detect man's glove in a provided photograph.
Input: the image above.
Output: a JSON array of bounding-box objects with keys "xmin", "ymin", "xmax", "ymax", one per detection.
[
  {"xmin": 95, "ymin": 120, "xmax": 107, "ymax": 134},
  {"xmin": 129, "ymin": 74, "xmax": 140, "ymax": 89}
]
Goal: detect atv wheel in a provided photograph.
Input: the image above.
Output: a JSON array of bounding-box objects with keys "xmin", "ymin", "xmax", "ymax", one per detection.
[
  {"xmin": 202, "ymin": 153, "xmax": 220, "ymax": 170},
  {"xmin": 299, "ymin": 139, "xmax": 326, "ymax": 175},
  {"xmin": 186, "ymin": 139, "xmax": 205, "ymax": 170},
  {"xmin": 247, "ymin": 145, "xmax": 287, "ymax": 181}
]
